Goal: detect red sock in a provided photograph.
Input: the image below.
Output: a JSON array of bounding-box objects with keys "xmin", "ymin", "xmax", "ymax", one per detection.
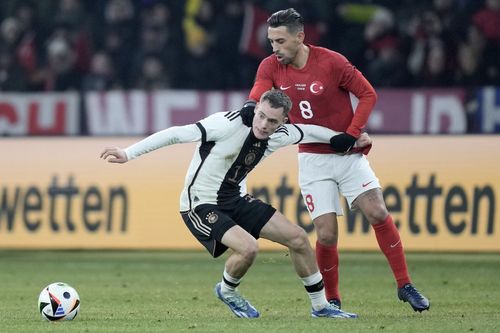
[
  {"xmin": 372, "ymin": 215, "xmax": 411, "ymax": 288},
  {"xmin": 315, "ymin": 241, "xmax": 340, "ymax": 301}
]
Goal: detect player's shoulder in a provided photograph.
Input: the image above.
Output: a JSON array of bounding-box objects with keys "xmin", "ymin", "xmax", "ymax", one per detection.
[
  {"xmin": 202, "ymin": 110, "xmax": 239, "ymax": 121},
  {"xmin": 268, "ymin": 124, "xmax": 303, "ymax": 147},
  {"xmin": 198, "ymin": 110, "xmax": 246, "ymax": 139},
  {"xmin": 200, "ymin": 110, "xmax": 243, "ymax": 128},
  {"xmin": 269, "ymin": 124, "xmax": 300, "ymax": 139},
  {"xmin": 274, "ymin": 124, "xmax": 292, "ymax": 135},
  {"xmin": 310, "ymin": 45, "xmax": 348, "ymax": 64},
  {"xmin": 268, "ymin": 124, "xmax": 289, "ymax": 143},
  {"xmin": 221, "ymin": 110, "xmax": 243, "ymax": 123}
]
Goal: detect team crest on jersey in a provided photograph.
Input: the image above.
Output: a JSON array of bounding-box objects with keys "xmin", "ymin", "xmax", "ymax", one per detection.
[
  {"xmin": 244, "ymin": 152, "xmax": 256, "ymax": 165},
  {"xmin": 206, "ymin": 212, "xmax": 218, "ymax": 224},
  {"xmin": 309, "ymin": 81, "xmax": 324, "ymax": 95}
]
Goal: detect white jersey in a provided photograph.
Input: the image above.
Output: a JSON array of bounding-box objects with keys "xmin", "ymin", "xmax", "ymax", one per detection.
[{"xmin": 125, "ymin": 111, "xmax": 340, "ymax": 212}]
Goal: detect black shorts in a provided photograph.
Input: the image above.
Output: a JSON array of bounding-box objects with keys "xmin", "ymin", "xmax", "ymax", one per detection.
[{"xmin": 180, "ymin": 194, "xmax": 276, "ymax": 258}]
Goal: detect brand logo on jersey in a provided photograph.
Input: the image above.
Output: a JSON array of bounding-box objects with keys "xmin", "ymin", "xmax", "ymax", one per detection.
[
  {"xmin": 244, "ymin": 194, "xmax": 256, "ymax": 202},
  {"xmin": 253, "ymin": 142, "xmax": 261, "ymax": 147},
  {"xmin": 206, "ymin": 212, "xmax": 219, "ymax": 224},
  {"xmin": 280, "ymin": 85, "xmax": 291, "ymax": 90},
  {"xmin": 309, "ymin": 81, "xmax": 324, "ymax": 95},
  {"xmin": 362, "ymin": 180, "xmax": 374, "ymax": 188},
  {"xmin": 244, "ymin": 152, "xmax": 256, "ymax": 165}
]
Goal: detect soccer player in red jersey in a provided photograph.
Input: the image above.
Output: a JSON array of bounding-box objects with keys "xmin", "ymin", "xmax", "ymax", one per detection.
[{"xmin": 241, "ymin": 8, "xmax": 429, "ymax": 312}]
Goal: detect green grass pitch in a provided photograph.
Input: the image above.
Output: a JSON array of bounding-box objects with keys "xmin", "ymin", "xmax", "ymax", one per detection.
[{"xmin": 0, "ymin": 250, "xmax": 499, "ymax": 332}]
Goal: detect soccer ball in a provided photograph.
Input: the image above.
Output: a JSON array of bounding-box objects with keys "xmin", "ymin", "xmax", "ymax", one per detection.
[{"xmin": 38, "ymin": 282, "xmax": 80, "ymax": 321}]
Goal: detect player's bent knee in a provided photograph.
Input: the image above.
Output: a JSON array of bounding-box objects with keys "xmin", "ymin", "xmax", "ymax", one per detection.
[
  {"xmin": 314, "ymin": 226, "xmax": 338, "ymax": 245},
  {"xmin": 288, "ymin": 227, "xmax": 310, "ymax": 252},
  {"xmin": 312, "ymin": 214, "xmax": 339, "ymax": 245},
  {"xmin": 241, "ymin": 240, "xmax": 259, "ymax": 262},
  {"xmin": 366, "ymin": 205, "xmax": 389, "ymax": 224},
  {"xmin": 316, "ymin": 233, "xmax": 338, "ymax": 245}
]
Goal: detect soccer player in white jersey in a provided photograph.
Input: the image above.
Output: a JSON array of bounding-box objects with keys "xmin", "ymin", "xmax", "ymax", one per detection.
[{"xmin": 101, "ymin": 90, "xmax": 371, "ymax": 319}]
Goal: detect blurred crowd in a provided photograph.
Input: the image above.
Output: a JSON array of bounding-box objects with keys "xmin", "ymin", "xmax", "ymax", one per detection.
[{"xmin": 0, "ymin": 0, "xmax": 499, "ymax": 92}]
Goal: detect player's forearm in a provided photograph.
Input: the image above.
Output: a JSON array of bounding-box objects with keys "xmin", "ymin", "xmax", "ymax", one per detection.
[
  {"xmin": 347, "ymin": 93, "xmax": 376, "ymax": 137},
  {"xmin": 298, "ymin": 124, "xmax": 342, "ymax": 144},
  {"xmin": 346, "ymin": 75, "xmax": 377, "ymax": 138},
  {"xmin": 125, "ymin": 124, "xmax": 200, "ymax": 160}
]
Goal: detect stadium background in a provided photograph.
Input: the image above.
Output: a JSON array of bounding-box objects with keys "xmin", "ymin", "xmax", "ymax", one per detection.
[{"xmin": 1, "ymin": 0, "xmax": 499, "ymax": 252}]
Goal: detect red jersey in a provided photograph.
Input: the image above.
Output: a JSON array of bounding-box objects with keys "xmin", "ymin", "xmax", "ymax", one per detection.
[{"xmin": 249, "ymin": 45, "xmax": 376, "ymax": 154}]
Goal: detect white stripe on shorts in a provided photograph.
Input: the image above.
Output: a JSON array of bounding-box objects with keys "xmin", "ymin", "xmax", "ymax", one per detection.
[{"xmin": 188, "ymin": 210, "xmax": 211, "ymax": 236}]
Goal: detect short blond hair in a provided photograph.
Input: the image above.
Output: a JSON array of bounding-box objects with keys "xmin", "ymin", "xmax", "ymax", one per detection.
[{"xmin": 260, "ymin": 90, "xmax": 292, "ymax": 116}]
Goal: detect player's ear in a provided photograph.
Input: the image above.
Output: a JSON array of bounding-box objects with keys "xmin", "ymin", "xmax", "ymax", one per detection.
[
  {"xmin": 254, "ymin": 103, "xmax": 259, "ymax": 113},
  {"xmin": 283, "ymin": 116, "xmax": 288, "ymax": 124},
  {"xmin": 297, "ymin": 31, "xmax": 305, "ymax": 43}
]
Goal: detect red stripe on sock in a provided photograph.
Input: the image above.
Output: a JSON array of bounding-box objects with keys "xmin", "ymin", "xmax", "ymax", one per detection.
[
  {"xmin": 372, "ymin": 215, "xmax": 411, "ymax": 288},
  {"xmin": 315, "ymin": 241, "xmax": 340, "ymax": 301}
]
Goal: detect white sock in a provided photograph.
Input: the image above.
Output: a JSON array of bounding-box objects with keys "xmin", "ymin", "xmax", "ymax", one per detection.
[
  {"xmin": 221, "ymin": 269, "xmax": 241, "ymax": 297},
  {"xmin": 301, "ymin": 271, "xmax": 329, "ymax": 311}
]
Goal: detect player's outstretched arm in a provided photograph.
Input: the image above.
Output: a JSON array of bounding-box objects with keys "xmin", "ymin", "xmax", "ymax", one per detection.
[
  {"xmin": 100, "ymin": 113, "xmax": 233, "ymax": 164},
  {"xmin": 100, "ymin": 147, "xmax": 128, "ymax": 163}
]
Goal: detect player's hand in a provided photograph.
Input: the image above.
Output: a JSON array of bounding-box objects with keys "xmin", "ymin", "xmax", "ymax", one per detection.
[
  {"xmin": 240, "ymin": 100, "xmax": 256, "ymax": 127},
  {"xmin": 100, "ymin": 147, "xmax": 128, "ymax": 163},
  {"xmin": 354, "ymin": 132, "xmax": 372, "ymax": 147},
  {"xmin": 330, "ymin": 133, "xmax": 357, "ymax": 153}
]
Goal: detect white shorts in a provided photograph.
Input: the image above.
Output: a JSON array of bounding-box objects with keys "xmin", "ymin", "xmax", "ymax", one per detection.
[{"xmin": 298, "ymin": 153, "xmax": 380, "ymax": 220}]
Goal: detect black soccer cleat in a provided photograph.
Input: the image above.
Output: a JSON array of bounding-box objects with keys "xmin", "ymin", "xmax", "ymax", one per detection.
[
  {"xmin": 398, "ymin": 283, "xmax": 430, "ymax": 312},
  {"xmin": 328, "ymin": 299, "xmax": 341, "ymax": 309}
]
